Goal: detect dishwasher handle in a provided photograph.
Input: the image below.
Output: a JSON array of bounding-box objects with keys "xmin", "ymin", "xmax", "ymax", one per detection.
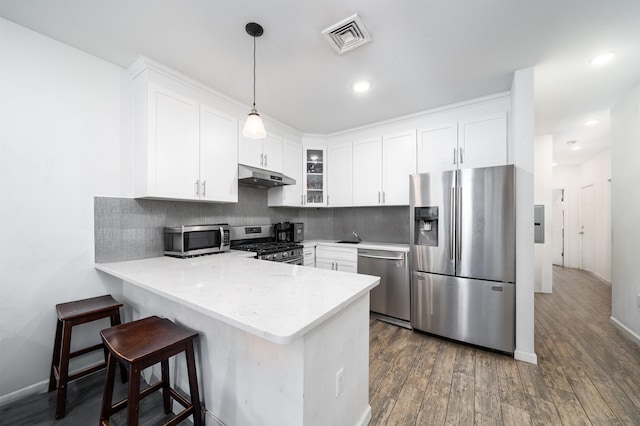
[{"xmin": 358, "ymin": 253, "xmax": 405, "ymax": 262}]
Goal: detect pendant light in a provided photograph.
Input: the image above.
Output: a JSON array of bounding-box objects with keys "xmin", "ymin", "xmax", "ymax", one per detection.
[{"xmin": 242, "ymin": 22, "xmax": 267, "ymax": 139}]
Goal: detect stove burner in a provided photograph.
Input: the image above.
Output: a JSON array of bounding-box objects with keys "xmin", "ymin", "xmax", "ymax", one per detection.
[{"xmin": 232, "ymin": 241, "xmax": 304, "ymax": 263}]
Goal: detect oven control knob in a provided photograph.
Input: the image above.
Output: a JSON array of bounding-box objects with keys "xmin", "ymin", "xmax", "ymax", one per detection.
[{"xmin": 282, "ymin": 251, "xmax": 289, "ymax": 258}]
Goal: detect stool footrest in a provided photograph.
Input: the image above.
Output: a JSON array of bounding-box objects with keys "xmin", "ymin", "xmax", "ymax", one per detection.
[
  {"xmin": 164, "ymin": 406, "xmax": 194, "ymax": 426},
  {"xmin": 69, "ymin": 342, "xmax": 104, "ymax": 359},
  {"xmin": 67, "ymin": 362, "xmax": 107, "ymax": 382}
]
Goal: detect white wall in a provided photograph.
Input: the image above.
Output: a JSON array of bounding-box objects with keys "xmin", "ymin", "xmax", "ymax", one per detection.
[
  {"xmin": 0, "ymin": 18, "xmax": 127, "ymax": 402},
  {"xmin": 610, "ymin": 82, "xmax": 640, "ymax": 343},
  {"xmin": 534, "ymin": 135, "xmax": 553, "ymax": 293},
  {"xmin": 511, "ymin": 68, "xmax": 537, "ymax": 364},
  {"xmin": 552, "ymin": 150, "xmax": 611, "ymax": 281}
]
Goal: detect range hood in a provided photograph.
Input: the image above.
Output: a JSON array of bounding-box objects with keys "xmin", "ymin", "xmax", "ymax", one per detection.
[{"xmin": 238, "ymin": 164, "xmax": 296, "ymax": 189}]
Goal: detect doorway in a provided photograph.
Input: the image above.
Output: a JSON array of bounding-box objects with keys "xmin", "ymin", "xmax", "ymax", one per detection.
[
  {"xmin": 580, "ymin": 185, "xmax": 595, "ymax": 273},
  {"xmin": 552, "ymin": 189, "xmax": 564, "ymax": 266}
]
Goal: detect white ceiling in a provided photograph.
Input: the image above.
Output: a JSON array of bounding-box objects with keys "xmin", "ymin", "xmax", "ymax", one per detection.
[{"xmin": 2, "ymin": 1, "xmax": 640, "ymax": 166}]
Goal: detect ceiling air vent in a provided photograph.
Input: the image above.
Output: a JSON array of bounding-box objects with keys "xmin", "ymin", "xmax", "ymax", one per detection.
[{"xmin": 322, "ymin": 13, "xmax": 372, "ymax": 55}]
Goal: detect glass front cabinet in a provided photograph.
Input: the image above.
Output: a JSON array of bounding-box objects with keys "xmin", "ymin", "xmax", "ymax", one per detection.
[{"xmin": 303, "ymin": 147, "xmax": 326, "ymax": 207}]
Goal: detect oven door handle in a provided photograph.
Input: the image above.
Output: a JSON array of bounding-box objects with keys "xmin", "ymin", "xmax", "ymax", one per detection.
[{"xmin": 281, "ymin": 257, "xmax": 304, "ymax": 265}]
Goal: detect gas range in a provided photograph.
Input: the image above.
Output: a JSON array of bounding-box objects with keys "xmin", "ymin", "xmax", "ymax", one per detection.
[{"xmin": 230, "ymin": 225, "xmax": 304, "ymax": 265}]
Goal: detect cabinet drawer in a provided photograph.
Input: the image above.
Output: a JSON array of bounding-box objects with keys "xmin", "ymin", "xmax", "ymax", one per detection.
[{"xmin": 315, "ymin": 245, "xmax": 357, "ymax": 262}]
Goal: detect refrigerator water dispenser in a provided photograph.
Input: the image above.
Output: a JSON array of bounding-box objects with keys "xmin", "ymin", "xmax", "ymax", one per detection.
[{"xmin": 415, "ymin": 207, "xmax": 438, "ymax": 246}]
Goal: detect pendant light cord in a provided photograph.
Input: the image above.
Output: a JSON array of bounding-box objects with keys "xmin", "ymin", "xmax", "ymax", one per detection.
[{"xmin": 252, "ymin": 35, "xmax": 256, "ymax": 108}]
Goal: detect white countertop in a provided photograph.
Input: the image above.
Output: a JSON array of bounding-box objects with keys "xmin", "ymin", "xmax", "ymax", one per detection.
[
  {"xmin": 303, "ymin": 240, "xmax": 410, "ymax": 252},
  {"xmin": 95, "ymin": 251, "xmax": 379, "ymax": 345}
]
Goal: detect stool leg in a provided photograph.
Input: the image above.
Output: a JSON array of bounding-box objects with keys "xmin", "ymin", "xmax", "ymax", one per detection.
[
  {"xmin": 48, "ymin": 319, "xmax": 63, "ymax": 392},
  {"xmin": 55, "ymin": 320, "xmax": 73, "ymax": 419},
  {"xmin": 185, "ymin": 341, "xmax": 203, "ymax": 426},
  {"xmin": 127, "ymin": 364, "xmax": 141, "ymax": 426},
  {"xmin": 100, "ymin": 352, "xmax": 117, "ymax": 425},
  {"xmin": 161, "ymin": 359, "xmax": 171, "ymax": 414},
  {"xmin": 110, "ymin": 311, "xmax": 128, "ymax": 384}
]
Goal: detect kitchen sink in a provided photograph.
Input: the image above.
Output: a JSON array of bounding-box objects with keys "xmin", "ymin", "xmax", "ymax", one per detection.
[{"xmin": 336, "ymin": 240, "xmax": 360, "ymax": 244}]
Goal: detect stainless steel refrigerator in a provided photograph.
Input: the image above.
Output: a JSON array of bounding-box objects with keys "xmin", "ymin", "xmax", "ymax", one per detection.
[{"xmin": 410, "ymin": 165, "xmax": 515, "ymax": 353}]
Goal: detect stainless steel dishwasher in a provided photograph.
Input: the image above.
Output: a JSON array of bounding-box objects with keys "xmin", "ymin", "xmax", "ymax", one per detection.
[{"xmin": 358, "ymin": 249, "xmax": 411, "ymax": 329}]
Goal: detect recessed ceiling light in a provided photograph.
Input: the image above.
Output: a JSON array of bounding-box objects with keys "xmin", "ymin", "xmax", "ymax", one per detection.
[
  {"xmin": 571, "ymin": 146, "xmax": 582, "ymax": 151},
  {"xmin": 552, "ymin": 162, "xmax": 557, "ymax": 167},
  {"xmin": 352, "ymin": 80, "xmax": 371, "ymax": 93},
  {"xmin": 585, "ymin": 119, "xmax": 599, "ymax": 126},
  {"xmin": 589, "ymin": 51, "xmax": 616, "ymax": 66}
]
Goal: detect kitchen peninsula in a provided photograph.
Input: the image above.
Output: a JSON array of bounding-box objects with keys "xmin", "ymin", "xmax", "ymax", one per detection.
[{"xmin": 96, "ymin": 251, "xmax": 379, "ymax": 426}]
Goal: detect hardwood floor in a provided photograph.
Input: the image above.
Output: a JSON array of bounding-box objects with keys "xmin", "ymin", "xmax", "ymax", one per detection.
[
  {"xmin": 2, "ymin": 266, "xmax": 639, "ymax": 425},
  {"xmin": 370, "ymin": 266, "xmax": 640, "ymax": 425}
]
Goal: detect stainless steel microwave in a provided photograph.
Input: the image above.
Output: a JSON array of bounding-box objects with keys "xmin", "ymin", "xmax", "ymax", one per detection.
[{"xmin": 164, "ymin": 224, "xmax": 230, "ymax": 258}]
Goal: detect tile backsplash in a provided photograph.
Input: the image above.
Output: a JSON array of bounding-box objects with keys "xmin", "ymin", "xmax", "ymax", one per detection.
[{"xmin": 94, "ymin": 187, "xmax": 409, "ymax": 262}]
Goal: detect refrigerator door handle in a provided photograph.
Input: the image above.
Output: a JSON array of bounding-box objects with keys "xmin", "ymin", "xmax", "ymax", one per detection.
[
  {"xmin": 453, "ymin": 148, "xmax": 457, "ymax": 165},
  {"xmin": 450, "ymin": 187, "xmax": 455, "ymax": 260},
  {"xmin": 457, "ymin": 187, "xmax": 462, "ymax": 261}
]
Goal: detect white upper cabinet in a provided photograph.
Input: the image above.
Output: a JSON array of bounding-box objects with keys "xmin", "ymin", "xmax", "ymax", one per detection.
[
  {"xmin": 145, "ymin": 84, "xmax": 200, "ymax": 199},
  {"xmin": 135, "ymin": 82, "xmax": 238, "ymax": 202},
  {"xmin": 353, "ymin": 137, "xmax": 382, "ymax": 206},
  {"xmin": 238, "ymin": 129, "xmax": 283, "ymax": 173},
  {"xmin": 418, "ymin": 112, "xmax": 507, "ymax": 173},
  {"xmin": 268, "ymin": 137, "xmax": 303, "ymax": 207},
  {"xmin": 382, "ymin": 130, "xmax": 417, "ymax": 205},
  {"xmin": 417, "ymin": 123, "xmax": 458, "ymax": 174},
  {"xmin": 303, "ymin": 146, "xmax": 327, "ymax": 206},
  {"xmin": 199, "ymin": 104, "xmax": 238, "ymax": 202},
  {"xmin": 458, "ymin": 112, "xmax": 507, "ymax": 170},
  {"xmin": 352, "ymin": 131, "xmax": 416, "ymax": 206},
  {"xmin": 327, "ymin": 142, "xmax": 353, "ymax": 207}
]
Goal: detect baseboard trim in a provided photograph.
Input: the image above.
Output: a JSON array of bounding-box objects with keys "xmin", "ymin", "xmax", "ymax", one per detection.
[
  {"xmin": 610, "ymin": 316, "xmax": 640, "ymax": 346},
  {"xmin": 514, "ymin": 350, "xmax": 538, "ymax": 364},
  {"xmin": 356, "ymin": 404, "xmax": 373, "ymax": 426},
  {"xmin": 0, "ymin": 379, "xmax": 48, "ymax": 408},
  {"xmin": 203, "ymin": 405, "xmax": 372, "ymax": 426}
]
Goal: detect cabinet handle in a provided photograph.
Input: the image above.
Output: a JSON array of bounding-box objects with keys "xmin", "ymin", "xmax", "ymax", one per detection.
[
  {"xmin": 264, "ymin": 153, "xmax": 268, "ymax": 166},
  {"xmin": 202, "ymin": 180, "xmax": 206, "ymax": 197},
  {"xmin": 195, "ymin": 180, "xmax": 199, "ymax": 196},
  {"xmin": 378, "ymin": 191, "xmax": 381, "ymax": 204},
  {"xmin": 453, "ymin": 148, "xmax": 457, "ymax": 165},
  {"xmin": 327, "ymin": 195, "xmax": 330, "ymax": 206},
  {"xmin": 459, "ymin": 147, "xmax": 464, "ymax": 164},
  {"xmin": 301, "ymin": 194, "xmax": 304, "ymax": 206},
  {"xmin": 260, "ymin": 153, "xmax": 264, "ymax": 167},
  {"xmin": 382, "ymin": 191, "xmax": 386, "ymax": 204}
]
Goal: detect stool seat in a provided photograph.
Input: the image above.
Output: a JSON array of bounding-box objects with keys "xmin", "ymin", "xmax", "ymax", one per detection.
[
  {"xmin": 100, "ymin": 316, "xmax": 202, "ymax": 426},
  {"xmin": 48, "ymin": 295, "xmax": 125, "ymax": 420},
  {"xmin": 101, "ymin": 316, "xmax": 197, "ymax": 364}
]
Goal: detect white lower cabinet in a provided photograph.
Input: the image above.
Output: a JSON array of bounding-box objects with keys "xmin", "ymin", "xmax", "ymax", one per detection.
[
  {"xmin": 315, "ymin": 245, "xmax": 357, "ymax": 273},
  {"xmin": 303, "ymin": 246, "xmax": 315, "ymax": 267}
]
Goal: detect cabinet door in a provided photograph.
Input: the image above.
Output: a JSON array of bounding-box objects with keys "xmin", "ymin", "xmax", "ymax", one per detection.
[
  {"xmin": 262, "ymin": 133, "xmax": 283, "ymax": 173},
  {"xmin": 147, "ymin": 84, "xmax": 199, "ymax": 200},
  {"xmin": 352, "ymin": 137, "xmax": 382, "ymax": 206},
  {"xmin": 304, "ymin": 147, "xmax": 326, "ymax": 206},
  {"xmin": 382, "ymin": 130, "xmax": 416, "ymax": 205},
  {"xmin": 335, "ymin": 261, "xmax": 358, "ymax": 274},
  {"xmin": 238, "ymin": 123, "xmax": 264, "ymax": 169},
  {"xmin": 281, "ymin": 138, "xmax": 303, "ymax": 205},
  {"xmin": 199, "ymin": 104, "xmax": 238, "ymax": 202},
  {"xmin": 315, "ymin": 258, "xmax": 334, "ymax": 270},
  {"xmin": 458, "ymin": 112, "xmax": 507, "ymax": 170},
  {"xmin": 417, "ymin": 123, "xmax": 457, "ymax": 174},
  {"xmin": 303, "ymin": 247, "xmax": 315, "ymax": 267},
  {"xmin": 327, "ymin": 142, "xmax": 353, "ymax": 207}
]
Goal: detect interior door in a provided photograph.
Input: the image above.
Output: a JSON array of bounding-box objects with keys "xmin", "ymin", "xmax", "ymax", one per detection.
[
  {"xmin": 456, "ymin": 165, "xmax": 515, "ymax": 283},
  {"xmin": 580, "ymin": 185, "xmax": 595, "ymax": 272},
  {"xmin": 552, "ymin": 189, "xmax": 565, "ymax": 266}
]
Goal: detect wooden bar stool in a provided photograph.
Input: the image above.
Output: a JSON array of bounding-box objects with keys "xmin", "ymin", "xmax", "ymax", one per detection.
[
  {"xmin": 48, "ymin": 294, "xmax": 126, "ymax": 419},
  {"xmin": 99, "ymin": 316, "xmax": 202, "ymax": 426}
]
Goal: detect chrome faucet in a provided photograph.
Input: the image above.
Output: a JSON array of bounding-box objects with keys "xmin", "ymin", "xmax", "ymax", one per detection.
[{"xmin": 352, "ymin": 231, "xmax": 361, "ymax": 242}]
